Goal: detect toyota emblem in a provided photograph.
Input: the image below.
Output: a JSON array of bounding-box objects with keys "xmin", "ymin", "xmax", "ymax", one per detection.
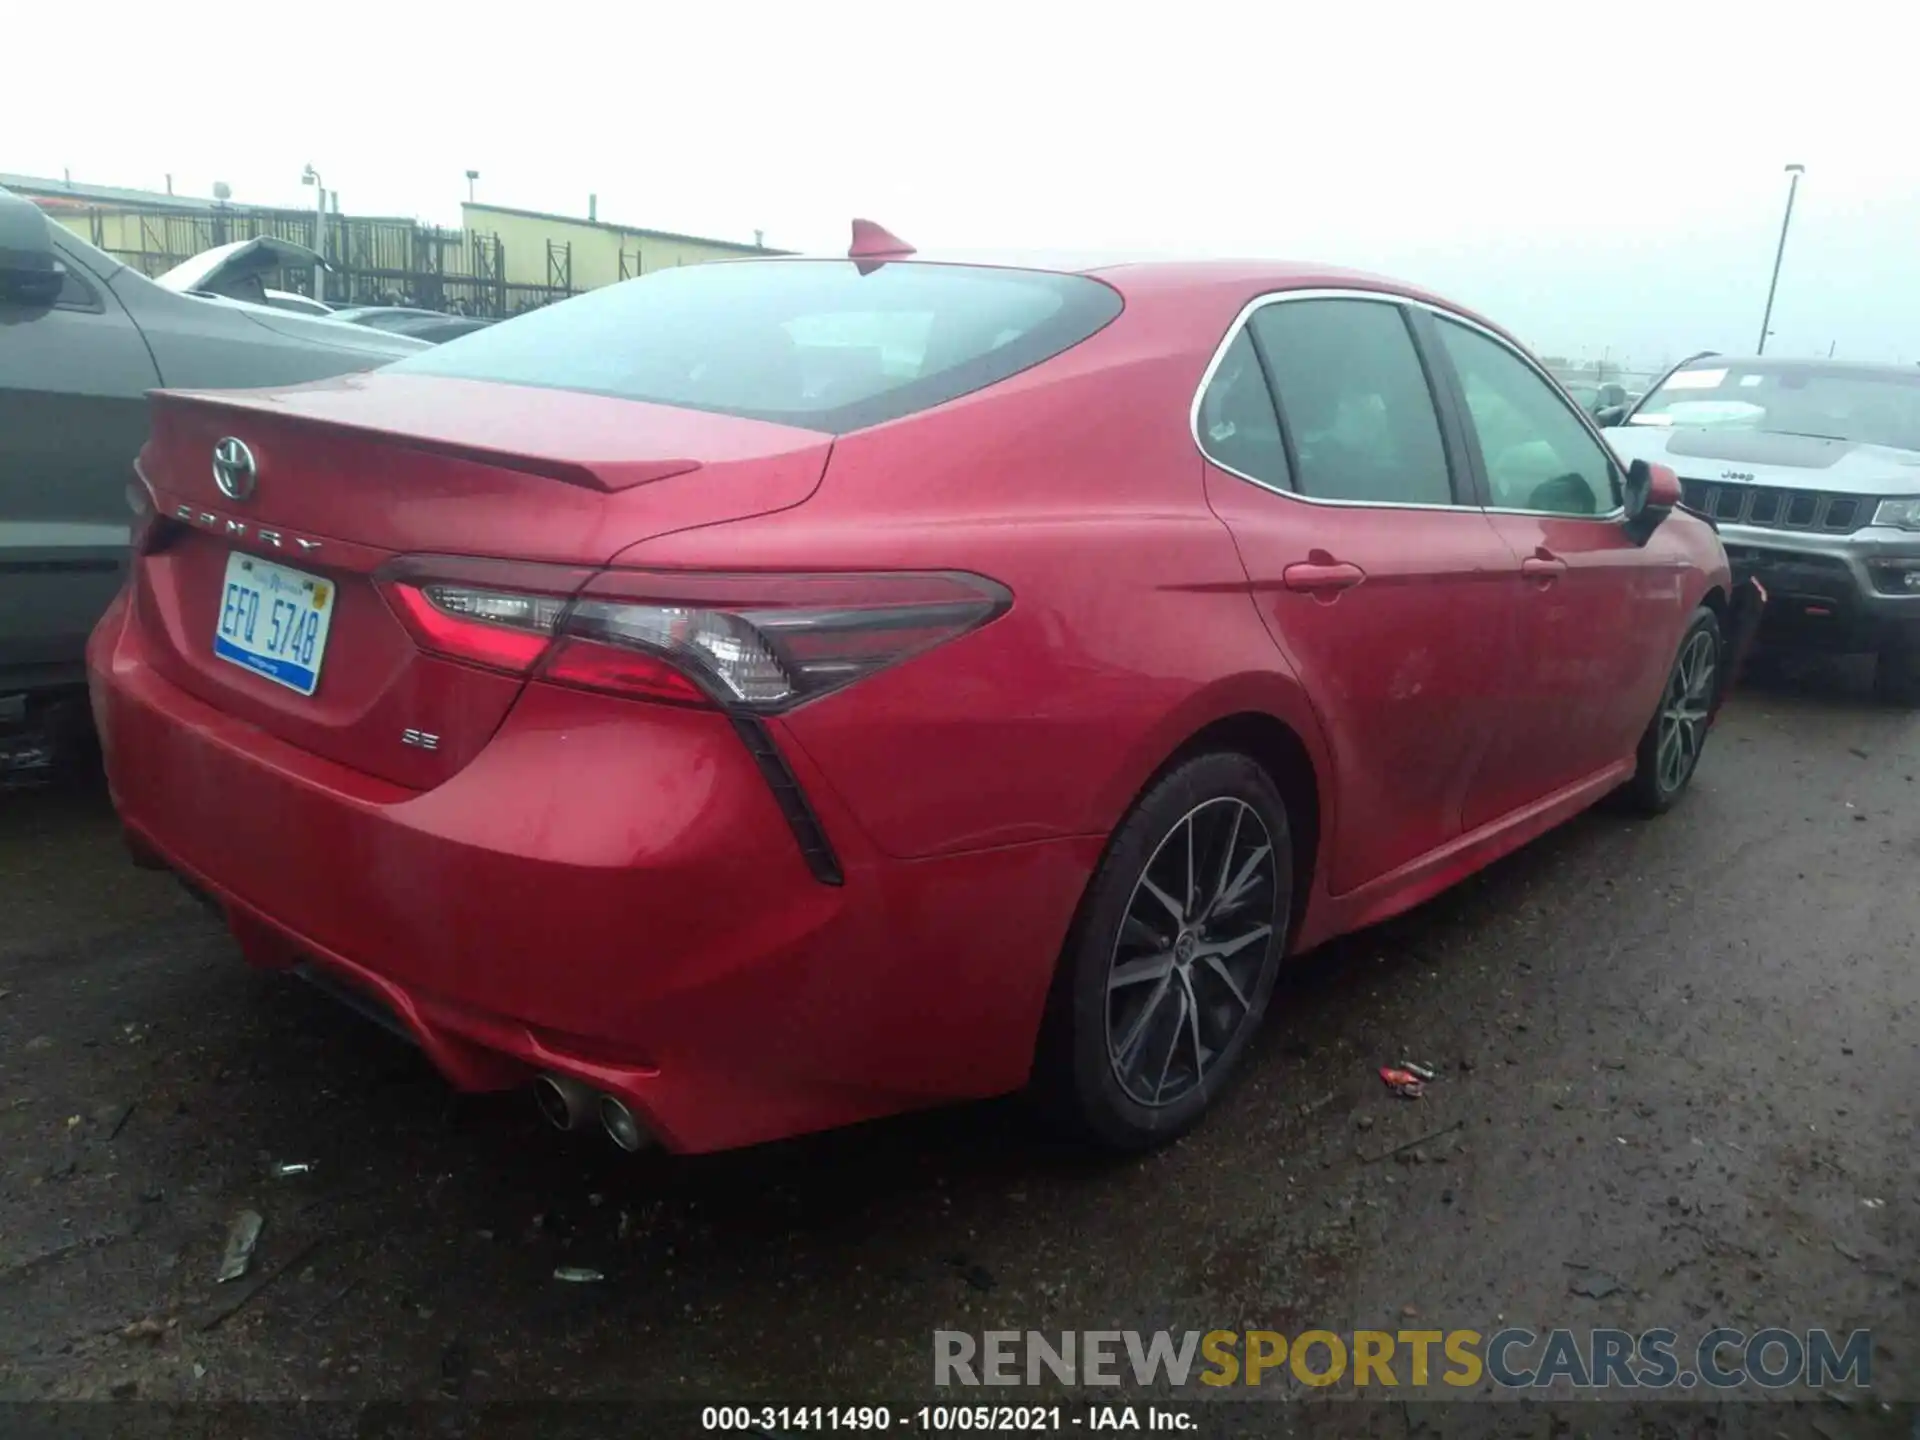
[{"xmin": 212, "ymin": 437, "xmax": 257, "ymax": 502}]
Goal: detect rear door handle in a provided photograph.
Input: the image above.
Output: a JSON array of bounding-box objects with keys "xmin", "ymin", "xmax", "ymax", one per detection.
[
  {"xmin": 1282, "ymin": 560, "xmax": 1367, "ymax": 594},
  {"xmin": 1520, "ymin": 554, "xmax": 1567, "ymax": 585}
]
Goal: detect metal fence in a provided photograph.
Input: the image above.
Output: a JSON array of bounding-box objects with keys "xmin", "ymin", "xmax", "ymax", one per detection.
[{"xmin": 72, "ymin": 205, "xmax": 574, "ymax": 317}]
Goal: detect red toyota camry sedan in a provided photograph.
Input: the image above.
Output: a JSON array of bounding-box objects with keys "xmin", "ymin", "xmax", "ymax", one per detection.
[{"xmin": 89, "ymin": 227, "xmax": 1742, "ymax": 1154}]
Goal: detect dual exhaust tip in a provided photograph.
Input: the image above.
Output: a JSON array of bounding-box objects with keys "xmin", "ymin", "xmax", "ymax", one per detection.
[{"xmin": 532, "ymin": 1072, "xmax": 650, "ymax": 1153}]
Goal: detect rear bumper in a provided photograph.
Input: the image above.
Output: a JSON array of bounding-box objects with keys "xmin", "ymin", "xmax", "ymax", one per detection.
[{"xmin": 88, "ymin": 594, "xmax": 1096, "ymax": 1152}]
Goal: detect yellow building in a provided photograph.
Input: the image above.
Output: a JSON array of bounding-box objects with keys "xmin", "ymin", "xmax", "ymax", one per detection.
[
  {"xmin": 4, "ymin": 171, "xmax": 787, "ymax": 313},
  {"xmin": 459, "ymin": 201, "xmax": 785, "ymax": 293},
  {"xmin": 4, "ymin": 171, "xmax": 269, "ymax": 273}
]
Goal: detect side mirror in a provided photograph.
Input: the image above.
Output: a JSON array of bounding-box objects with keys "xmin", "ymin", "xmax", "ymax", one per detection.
[
  {"xmin": 0, "ymin": 191, "xmax": 66, "ymax": 307},
  {"xmin": 1595, "ymin": 404, "xmax": 1629, "ymax": 428},
  {"xmin": 1622, "ymin": 459, "xmax": 1681, "ymax": 544}
]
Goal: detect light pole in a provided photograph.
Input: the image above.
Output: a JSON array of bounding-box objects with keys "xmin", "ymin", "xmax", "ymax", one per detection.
[
  {"xmin": 1756, "ymin": 163, "xmax": 1804, "ymax": 355},
  {"xmin": 465, "ymin": 169, "xmax": 479, "ymax": 203},
  {"xmin": 300, "ymin": 164, "xmax": 326, "ymax": 305}
]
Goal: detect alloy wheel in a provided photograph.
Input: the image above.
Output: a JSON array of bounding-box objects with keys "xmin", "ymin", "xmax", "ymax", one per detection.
[
  {"xmin": 1105, "ymin": 797, "xmax": 1279, "ymax": 1108},
  {"xmin": 1657, "ymin": 629, "xmax": 1717, "ymax": 793}
]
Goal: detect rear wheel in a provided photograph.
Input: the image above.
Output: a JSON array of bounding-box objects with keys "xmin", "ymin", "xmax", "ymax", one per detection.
[
  {"xmin": 1036, "ymin": 752, "xmax": 1292, "ymax": 1150},
  {"xmin": 1626, "ymin": 607, "xmax": 1722, "ymax": 814}
]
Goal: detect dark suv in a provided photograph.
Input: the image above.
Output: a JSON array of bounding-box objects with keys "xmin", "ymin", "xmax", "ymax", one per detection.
[
  {"xmin": 1604, "ymin": 354, "xmax": 1920, "ymax": 702},
  {"xmin": 0, "ymin": 186, "xmax": 425, "ymax": 778}
]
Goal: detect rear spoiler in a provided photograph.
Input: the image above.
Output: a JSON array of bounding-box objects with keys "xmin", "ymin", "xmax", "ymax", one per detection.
[{"xmin": 150, "ymin": 388, "xmax": 704, "ymax": 494}]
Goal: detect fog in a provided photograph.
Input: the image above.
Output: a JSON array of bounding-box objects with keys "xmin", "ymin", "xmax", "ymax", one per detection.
[{"xmin": 8, "ymin": 0, "xmax": 1916, "ymax": 364}]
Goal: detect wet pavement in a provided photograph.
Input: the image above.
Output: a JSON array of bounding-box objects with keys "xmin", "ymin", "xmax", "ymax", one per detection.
[{"xmin": 2, "ymin": 659, "xmax": 1915, "ymax": 1430}]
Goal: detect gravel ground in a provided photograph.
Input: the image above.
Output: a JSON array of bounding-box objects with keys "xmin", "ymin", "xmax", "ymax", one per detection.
[{"xmin": 1, "ymin": 658, "xmax": 1915, "ymax": 1436}]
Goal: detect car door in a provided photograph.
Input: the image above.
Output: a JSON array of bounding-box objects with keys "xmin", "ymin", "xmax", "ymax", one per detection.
[
  {"xmin": 1198, "ymin": 294, "xmax": 1521, "ymax": 896},
  {"xmin": 0, "ymin": 233, "xmax": 161, "ymax": 692},
  {"xmin": 1423, "ymin": 312, "xmax": 1682, "ymax": 829}
]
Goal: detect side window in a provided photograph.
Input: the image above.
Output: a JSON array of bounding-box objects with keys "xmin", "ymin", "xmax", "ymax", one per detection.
[
  {"xmin": 1196, "ymin": 330, "xmax": 1290, "ymax": 490},
  {"xmin": 1435, "ymin": 318, "xmax": 1618, "ymax": 515},
  {"xmin": 1249, "ymin": 299, "xmax": 1453, "ymax": 505}
]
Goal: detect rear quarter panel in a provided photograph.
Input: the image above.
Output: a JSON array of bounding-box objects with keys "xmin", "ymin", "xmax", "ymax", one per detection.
[{"xmin": 613, "ymin": 287, "xmax": 1334, "ymax": 861}]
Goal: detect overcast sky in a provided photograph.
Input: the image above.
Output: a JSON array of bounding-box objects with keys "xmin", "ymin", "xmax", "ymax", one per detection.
[{"xmin": 7, "ymin": 1, "xmax": 1916, "ymax": 367}]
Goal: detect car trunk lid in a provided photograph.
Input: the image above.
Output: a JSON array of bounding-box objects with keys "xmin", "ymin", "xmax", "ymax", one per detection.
[{"xmin": 132, "ymin": 374, "xmax": 832, "ymax": 788}]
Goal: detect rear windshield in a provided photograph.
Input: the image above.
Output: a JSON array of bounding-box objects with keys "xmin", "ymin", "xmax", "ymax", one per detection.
[{"xmin": 389, "ymin": 259, "xmax": 1123, "ymax": 432}]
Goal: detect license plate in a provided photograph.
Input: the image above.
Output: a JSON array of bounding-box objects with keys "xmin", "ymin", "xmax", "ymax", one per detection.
[{"xmin": 212, "ymin": 552, "xmax": 336, "ymax": 696}]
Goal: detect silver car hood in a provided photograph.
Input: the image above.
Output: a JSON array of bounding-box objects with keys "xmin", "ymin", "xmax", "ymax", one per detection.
[{"xmin": 1607, "ymin": 423, "xmax": 1920, "ymax": 497}]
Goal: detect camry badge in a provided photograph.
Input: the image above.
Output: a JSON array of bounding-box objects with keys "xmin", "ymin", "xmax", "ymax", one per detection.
[
  {"xmin": 212, "ymin": 437, "xmax": 258, "ymax": 502},
  {"xmin": 172, "ymin": 503, "xmax": 321, "ymax": 553}
]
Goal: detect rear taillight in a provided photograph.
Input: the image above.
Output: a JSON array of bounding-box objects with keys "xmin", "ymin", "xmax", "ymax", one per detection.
[
  {"xmin": 375, "ymin": 556, "xmax": 594, "ymax": 675},
  {"xmin": 375, "ymin": 559, "xmax": 1010, "ymax": 713}
]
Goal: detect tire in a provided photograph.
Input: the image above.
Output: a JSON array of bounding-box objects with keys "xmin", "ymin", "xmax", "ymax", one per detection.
[
  {"xmin": 1625, "ymin": 606, "xmax": 1723, "ymax": 815},
  {"xmin": 1872, "ymin": 637, "xmax": 1920, "ymax": 706},
  {"xmin": 1035, "ymin": 751, "xmax": 1293, "ymax": 1151}
]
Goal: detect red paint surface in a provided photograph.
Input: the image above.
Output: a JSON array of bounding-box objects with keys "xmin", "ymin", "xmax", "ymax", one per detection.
[{"xmin": 91, "ymin": 260, "xmax": 1732, "ymax": 1151}]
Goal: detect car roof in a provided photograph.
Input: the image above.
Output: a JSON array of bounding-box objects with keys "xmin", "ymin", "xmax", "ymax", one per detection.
[
  {"xmin": 930, "ymin": 251, "xmax": 1522, "ymax": 342},
  {"xmin": 754, "ymin": 246, "xmax": 1419, "ymax": 285},
  {"xmin": 748, "ymin": 247, "xmax": 1476, "ymax": 313},
  {"xmin": 719, "ymin": 248, "xmax": 1518, "ymax": 361}
]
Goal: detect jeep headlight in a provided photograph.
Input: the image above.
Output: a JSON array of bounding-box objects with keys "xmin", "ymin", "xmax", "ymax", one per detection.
[{"xmin": 1872, "ymin": 498, "xmax": 1920, "ymax": 529}]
